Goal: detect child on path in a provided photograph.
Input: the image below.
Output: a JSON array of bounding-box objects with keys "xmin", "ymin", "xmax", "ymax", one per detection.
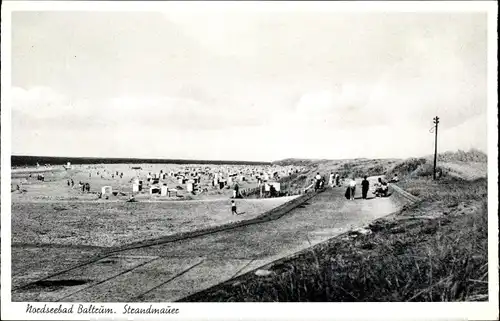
[{"xmin": 231, "ymin": 200, "xmax": 238, "ymax": 215}]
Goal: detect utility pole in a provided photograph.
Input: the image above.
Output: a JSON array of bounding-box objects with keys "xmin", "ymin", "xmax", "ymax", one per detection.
[{"xmin": 432, "ymin": 116, "xmax": 440, "ymax": 180}]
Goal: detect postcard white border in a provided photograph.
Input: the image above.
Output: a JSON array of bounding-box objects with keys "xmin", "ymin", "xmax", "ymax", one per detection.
[{"xmin": 1, "ymin": 1, "xmax": 498, "ymax": 321}]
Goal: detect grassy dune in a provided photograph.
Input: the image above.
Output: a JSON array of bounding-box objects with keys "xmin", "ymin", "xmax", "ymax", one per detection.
[
  {"xmin": 277, "ymin": 158, "xmax": 399, "ymax": 192},
  {"xmin": 385, "ymin": 149, "xmax": 487, "ymax": 182},
  {"xmin": 182, "ymin": 151, "xmax": 488, "ymax": 302}
]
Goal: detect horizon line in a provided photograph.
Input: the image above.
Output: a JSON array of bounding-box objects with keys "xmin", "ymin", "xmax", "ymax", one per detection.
[
  {"xmin": 11, "ymin": 154, "xmax": 273, "ymax": 165},
  {"xmin": 10, "ymin": 147, "xmax": 486, "ymax": 165}
]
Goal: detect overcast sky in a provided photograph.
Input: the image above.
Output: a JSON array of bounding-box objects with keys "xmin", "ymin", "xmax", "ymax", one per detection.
[{"xmin": 11, "ymin": 10, "xmax": 488, "ymax": 161}]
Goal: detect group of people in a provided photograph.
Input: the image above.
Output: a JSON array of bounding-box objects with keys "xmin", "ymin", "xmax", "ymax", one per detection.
[
  {"xmin": 67, "ymin": 179, "xmax": 90, "ymax": 192},
  {"xmin": 314, "ymin": 173, "xmax": 325, "ymax": 191},
  {"xmin": 374, "ymin": 178, "xmax": 390, "ymax": 197},
  {"xmin": 28, "ymin": 173, "xmax": 45, "ymax": 181},
  {"xmin": 328, "ymin": 172, "xmax": 342, "ymax": 187},
  {"xmin": 111, "ymin": 172, "xmax": 124, "ymax": 179},
  {"xmin": 79, "ymin": 181, "xmax": 91, "ymax": 192},
  {"xmin": 231, "ymin": 172, "xmax": 397, "ymax": 214},
  {"xmin": 346, "ymin": 176, "xmax": 392, "ymax": 200},
  {"xmin": 313, "ymin": 172, "xmax": 344, "ymax": 192},
  {"xmin": 332, "ymin": 174, "xmax": 394, "ymax": 200},
  {"xmin": 314, "ymin": 172, "xmax": 346, "ymax": 192}
]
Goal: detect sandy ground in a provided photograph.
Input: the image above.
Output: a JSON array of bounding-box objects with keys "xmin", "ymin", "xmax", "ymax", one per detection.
[
  {"xmin": 12, "ymin": 196, "xmax": 298, "ymax": 248},
  {"xmin": 9, "ymin": 163, "xmax": 302, "ymax": 295},
  {"xmin": 11, "ymin": 160, "xmax": 307, "ymax": 201},
  {"xmin": 11, "ymin": 164, "xmax": 263, "ymax": 202},
  {"xmin": 11, "ymin": 163, "xmax": 303, "ymax": 248},
  {"xmin": 12, "ymin": 184, "xmax": 406, "ymax": 302}
]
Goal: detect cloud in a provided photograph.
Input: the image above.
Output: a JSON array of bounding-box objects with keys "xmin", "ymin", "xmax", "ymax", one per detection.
[
  {"xmin": 440, "ymin": 112, "xmax": 487, "ymax": 153},
  {"xmin": 105, "ymin": 94, "xmax": 264, "ymax": 130},
  {"xmin": 10, "ymin": 12, "xmax": 488, "ymax": 160},
  {"xmin": 272, "ymin": 83, "xmax": 383, "ymax": 132},
  {"xmin": 277, "ymin": 39, "xmax": 487, "ymax": 134},
  {"xmin": 12, "ymin": 86, "xmax": 67, "ymax": 114},
  {"xmin": 12, "ymin": 86, "xmax": 105, "ymax": 130},
  {"xmin": 363, "ymin": 22, "xmax": 487, "ymax": 129},
  {"xmin": 12, "ymin": 86, "xmax": 265, "ymax": 135}
]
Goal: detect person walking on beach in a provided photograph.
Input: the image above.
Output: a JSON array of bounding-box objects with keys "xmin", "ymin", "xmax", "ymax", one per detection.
[
  {"xmin": 335, "ymin": 173, "xmax": 340, "ymax": 187},
  {"xmin": 231, "ymin": 200, "xmax": 238, "ymax": 215},
  {"xmin": 361, "ymin": 176, "xmax": 370, "ymax": 199}
]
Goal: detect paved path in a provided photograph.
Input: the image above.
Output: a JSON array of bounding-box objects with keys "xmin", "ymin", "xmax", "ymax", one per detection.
[{"xmin": 12, "ymin": 185, "xmax": 405, "ymax": 302}]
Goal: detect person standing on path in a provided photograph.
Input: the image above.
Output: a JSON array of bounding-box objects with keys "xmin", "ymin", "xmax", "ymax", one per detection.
[
  {"xmin": 335, "ymin": 173, "xmax": 340, "ymax": 187},
  {"xmin": 361, "ymin": 176, "xmax": 370, "ymax": 199},
  {"xmin": 329, "ymin": 172, "xmax": 334, "ymax": 188},
  {"xmin": 348, "ymin": 177, "xmax": 357, "ymax": 200},
  {"xmin": 315, "ymin": 172, "xmax": 322, "ymax": 191}
]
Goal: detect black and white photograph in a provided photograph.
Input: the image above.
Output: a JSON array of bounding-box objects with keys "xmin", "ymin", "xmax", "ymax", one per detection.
[{"xmin": 1, "ymin": 1, "xmax": 498, "ymax": 320}]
